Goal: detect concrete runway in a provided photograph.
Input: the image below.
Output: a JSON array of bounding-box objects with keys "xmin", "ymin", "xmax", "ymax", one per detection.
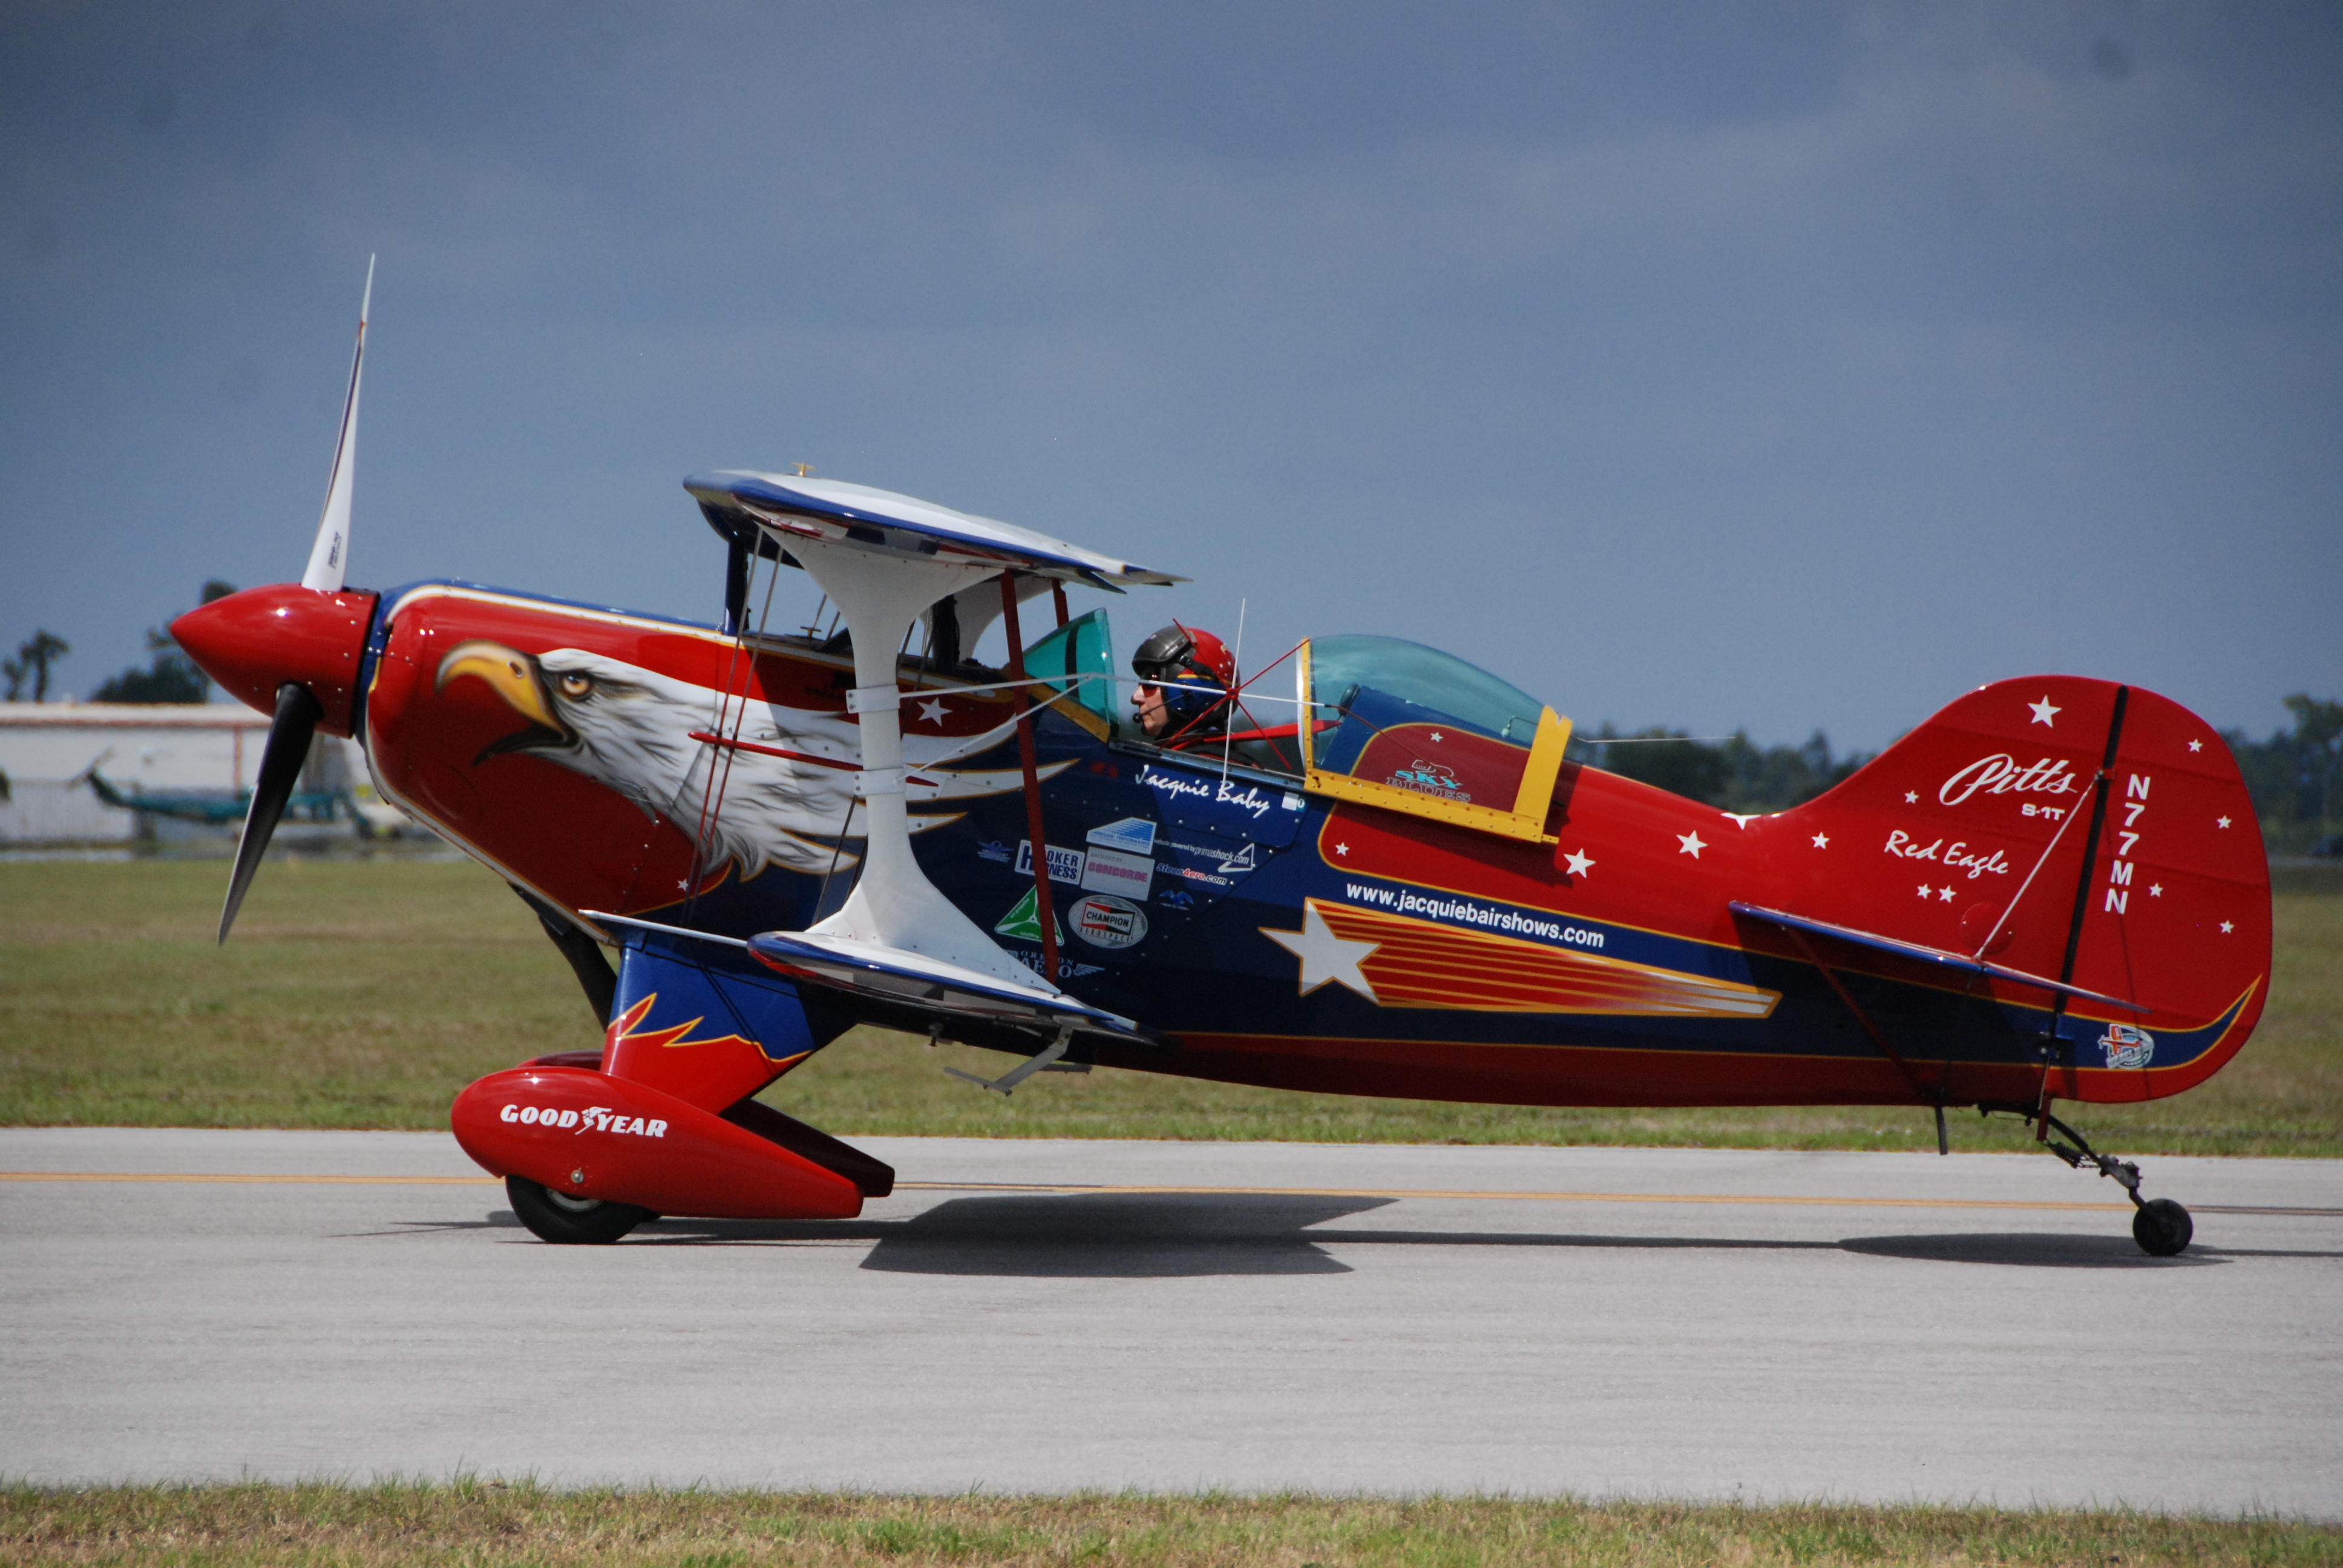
[{"xmin": 4, "ymin": 1128, "xmax": 2339, "ymax": 1513}]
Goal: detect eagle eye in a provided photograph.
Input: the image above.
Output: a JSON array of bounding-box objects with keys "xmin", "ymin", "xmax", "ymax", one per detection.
[{"xmin": 556, "ymin": 673, "xmax": 595, "ymax": 700}]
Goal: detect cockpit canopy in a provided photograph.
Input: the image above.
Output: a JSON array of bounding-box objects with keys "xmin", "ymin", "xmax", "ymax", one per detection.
[
  {"xmin": 1296, "ymin": 635, "xmax": 1570, "ymax": 846},
  {"xmin": 1300, "ymin": 635, "xmax": 1546, "ymax": 748}
]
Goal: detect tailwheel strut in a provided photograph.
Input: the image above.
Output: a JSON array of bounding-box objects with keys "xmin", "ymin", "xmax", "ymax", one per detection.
[{"xmin": 1985, "ymin": 1102, "xmax": 2191, "ymax": 1256}]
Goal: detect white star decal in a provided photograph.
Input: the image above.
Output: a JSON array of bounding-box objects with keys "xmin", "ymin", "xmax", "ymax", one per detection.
[
  {"xmin": 1904, "ymin": 791, "xmax": 1919, "ymax": 805},
  {"xmin": 1677, "ymin": 831, "xmax": 1705, "ymax": 858},
  {"xmin": 2217, "ymin": 816, "xmax": 2230, "ymax": 829},
  {"xmin": 1938, "ymin": 886, "xmax": 1955, "ymax": 903},
  {"xmin": 1810, "ymin": 832, "xmax": 1829, "ymax": 849},
  {"xmin": 1429, "ymin": 731, "xmax": 1443, "ymax": 743},
  {"xmin": 2148, "ymin": 884, "xmax": 2162, "ymax": 897},
  {"xmin": 2030, "ymin": 696, "xmax": 2060, "ymax": 727},
  {"xmin": 916, "ymin": 697, "xmax": 948, "ymax": 725},
  {"xmin": 1723, "ymin": 813, "xmax": 1757, "ymax": 829},
  {"xmin": 1332, "ymin": 841, "xmax": 1349, "ymax": 858},
  {"xmin": 1918, "ymin": 884, "xmax": 1933, "ymax": 898},
  {"xmin": 1262, "ymin": 903, "xmax": 1380, "ymax": 999},
  {"xmin": 1564, "ymin": 849, "xmax": 1594, "ymax": 878},
  {"xmin": 2220, "ymin": 920, "xmax": 2234, "ymax": 934},
  {"xmin": 2188, "ymin": 739, "xmax": 2203, "ymax": 753}
]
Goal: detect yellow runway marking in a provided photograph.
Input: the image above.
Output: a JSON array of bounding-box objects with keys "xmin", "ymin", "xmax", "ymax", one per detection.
[
  {"xmin": 893, "ymin": 1181, "xmax": 2137, "ymax": 1212},
  {"xmin": 0, "ymin": 1171, "xmax": 2129, "ymax": 1210},
  {"xmin": 6, "ymin": 1172, "xmax": 2332, "ymax": 1218},
  {"xmin": 0, "ymin": 1172, "xmax": 497, "ymax": 1186}
]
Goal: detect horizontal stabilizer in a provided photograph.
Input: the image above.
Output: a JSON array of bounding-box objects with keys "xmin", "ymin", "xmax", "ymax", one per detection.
[
  {"xmin": 1730, "ymin": 901, "xmax": 2145, "ymax": 1012},
  {"xmin": 744, "ymin": 930, "xmax": 1162, "ymax": 1045}
]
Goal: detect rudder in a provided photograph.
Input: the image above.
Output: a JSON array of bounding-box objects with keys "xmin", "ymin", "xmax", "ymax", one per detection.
[{"xmin": 1773, "ymin": 676, "xmax": 2270, "ymax": 1103}]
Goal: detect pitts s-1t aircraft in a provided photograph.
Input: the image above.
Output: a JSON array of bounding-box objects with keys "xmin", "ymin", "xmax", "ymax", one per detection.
[{"xmin": 175, "ymin": 272, "xmax": 2271, "ymax": 1255}]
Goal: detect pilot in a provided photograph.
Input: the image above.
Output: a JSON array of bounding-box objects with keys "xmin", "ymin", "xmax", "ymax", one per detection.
[{"xmin": 1130, "ymin": 622, "xmax": 1237, "ymax": 743}]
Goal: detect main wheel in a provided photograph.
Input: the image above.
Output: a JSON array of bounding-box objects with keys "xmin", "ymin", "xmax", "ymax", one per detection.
[
  {"xmin": 506, "ymin": 1174, "xmax": 655, "ymax": 1244},
  {"xmin": 2132, "ymin": 1197, "xmax": 2192, "ymax": 1257}
]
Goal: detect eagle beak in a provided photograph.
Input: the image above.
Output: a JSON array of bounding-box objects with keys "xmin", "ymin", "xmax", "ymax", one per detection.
[{"xmin": 436, "ymin": 640, "xmax": 569, "ymax": 758}]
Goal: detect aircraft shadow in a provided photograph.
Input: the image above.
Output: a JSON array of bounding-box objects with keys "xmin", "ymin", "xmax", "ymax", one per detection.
[
  {"xmin": 1839, "ymin": 1232, "xmax": 2225, "ymax": 1267},
  {"xmin": 364, "ymin": 1198, "xmax": 2306, "ymax": 1273},
  {"xmin": 637, "ymin": 1192, "xmax": 1398, "ymax": 1277}
]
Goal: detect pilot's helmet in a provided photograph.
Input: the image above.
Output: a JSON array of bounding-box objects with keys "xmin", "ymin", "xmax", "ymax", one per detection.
[{"xmin": 1133, "ymin": 622, "xmax": 1236, "ymax": 731}]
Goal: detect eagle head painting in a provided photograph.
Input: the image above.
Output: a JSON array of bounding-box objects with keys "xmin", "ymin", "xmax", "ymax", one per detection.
[{"xmin": 435, "ymin": 641, "xmax": 1044, "ymax": 880}]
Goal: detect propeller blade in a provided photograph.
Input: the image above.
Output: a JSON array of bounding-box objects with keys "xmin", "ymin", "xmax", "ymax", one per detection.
[
  {"xmin": 218, "ymin": 682, "xmax": 325, "ymax": 943},
  {"xmin": 300, "ymin": 255, "xmax": 374, "ymax": 593}
]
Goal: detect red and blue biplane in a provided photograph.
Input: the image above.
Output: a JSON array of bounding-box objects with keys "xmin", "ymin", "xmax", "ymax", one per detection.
[{"xmin": 174, "ymin": 272, "xmax": 2272, "ymax": 1255}]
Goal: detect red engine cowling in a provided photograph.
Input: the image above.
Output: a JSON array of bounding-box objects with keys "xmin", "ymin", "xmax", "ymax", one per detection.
[{"xmin": 451, "ymin": 1066, "xmax": 862, "ymax": 1220}]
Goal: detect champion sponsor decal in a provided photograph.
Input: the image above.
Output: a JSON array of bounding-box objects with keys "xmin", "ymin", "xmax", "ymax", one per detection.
[
  {"xmin": 1339, "ymin": 880, "xmax": 1605, "ymax": 949},
  {"xmin": 1938, "ymin": 754, "xmax": 2081, "ymax": 807},
  {"xmin": 2099, "ymin": 1022, "xmax": 2155, "ymax": 1069},
  {"xmin": 500, "ymin": 1103, "xmax": 668, "ymax": 1138},
  {"xmin": 1069, "ymin": 893, "xmax": 1149, "ymax": 949}
]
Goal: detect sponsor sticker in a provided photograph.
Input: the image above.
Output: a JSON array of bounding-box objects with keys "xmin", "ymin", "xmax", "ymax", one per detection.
[
  {"xmin": 994, "ymin": 887, "xmax": 1065, "ymax": 945},
  {"xmin": 2099, "ymin": 1023, "xmax": 2155, "ymax": 1070},
  {"xmin": 1338, "ymin": 880, "xmax": 1607, "ymax": 950},
  {"xmin": 1086, "ymin": 817, "xmax": 1158, "ymax": 855},
  {"xmin": 975, "ymin": 839, "xmax": 1013, "ymax": 864},
  {"xmin": 1080, "ymin": 844, "xmax": 1153, "ymax": 897},
  {"xmin": 499, "ymin": 1103, "xmax": 668, "ymax": 1138},
  {"xmin": 1011, "ymin": 951, "xmax": 1104, "ymax": 981},
  {"xmin": 1014, "ymin": 840, "xmax": 1086, "ymax": 886},
  {"xmin": 1069, "ymin": 893, "xmax": 1149, "ymax": 949},
  {"xmin": 1387, "ymin": 759, "xmax": 1471, "ymax": 802}
]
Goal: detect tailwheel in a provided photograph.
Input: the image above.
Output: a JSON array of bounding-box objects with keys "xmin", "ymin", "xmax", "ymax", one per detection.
[
  {"xmin": 2132, "ymin": 1196, "xmax": 2194, "ymax": 1258},
  {"xmin": 1986, "ymin": 1103, "xmax": 2192, "ymax": 1257},
  {"xmin": 505, "ymin": 1174, "xmax": 655, "ymax": 1244}
]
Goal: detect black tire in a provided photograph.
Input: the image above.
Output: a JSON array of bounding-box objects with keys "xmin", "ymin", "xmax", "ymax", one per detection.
[
  {"xmin": 2132, "ymin": 1197, "xmax": 2193, "ymax": 1257},
  {"xmin": 506, "ymin": 1174, "xmax": 654, "ymax": 1245}
]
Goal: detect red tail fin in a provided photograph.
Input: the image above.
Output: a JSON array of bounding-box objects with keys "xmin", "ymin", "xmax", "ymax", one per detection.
[{"xmin": 1773, "ymin": 677, "xmax": 2270, "ymax": 1103}]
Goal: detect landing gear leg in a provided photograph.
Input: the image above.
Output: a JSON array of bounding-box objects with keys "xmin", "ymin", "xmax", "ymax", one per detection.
[{"xmin": 1987, "ymin": 1105, "xmax": 2191, "ymax": 1256}]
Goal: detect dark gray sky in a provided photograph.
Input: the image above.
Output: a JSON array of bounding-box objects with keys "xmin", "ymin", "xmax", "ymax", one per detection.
[{"xmin": 4, "ymin": 2, "xmax": 2338, "ymax": 749}]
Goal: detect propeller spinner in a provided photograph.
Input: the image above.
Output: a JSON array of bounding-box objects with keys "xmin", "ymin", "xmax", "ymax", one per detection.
[{"xmin": 171, "ymin": 260, "xmax": 381, "ymax": 941}]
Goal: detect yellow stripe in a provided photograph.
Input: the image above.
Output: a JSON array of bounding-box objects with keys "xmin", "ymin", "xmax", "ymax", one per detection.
[
  {"xmin": 17, "ymin": 1172, "xmax": 2321, "ymax": 1218},
  {"xmin": 0, "ymin": 1172, "xmax": 497, "ymax": 1186},
  {"xmin": 1, "ymin": 1170, "xmax": 2124, "ymax": 1209},
  {"xmin": 893, "ymin": 1180, "xmax": 2134, "ymax": 1212}
]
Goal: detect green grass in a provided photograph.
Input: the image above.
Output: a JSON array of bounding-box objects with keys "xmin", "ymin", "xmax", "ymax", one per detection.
[
  {"xmin": 2, "ymin": 856, "xmax": 2336, "ymax": 1155},
  {"xmin": 2, "ymin": 1484, "xmax": 2335, "ymax": 1567}
]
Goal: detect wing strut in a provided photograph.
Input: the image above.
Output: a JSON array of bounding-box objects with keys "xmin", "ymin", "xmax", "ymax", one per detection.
[
  {"xmin": 1777, "ymin": 924, "xmax": 1945, "ymax": 1123},
  {"xmin": 1000, "ymin": 571, "xmax": 1061, "ymax": 986}
]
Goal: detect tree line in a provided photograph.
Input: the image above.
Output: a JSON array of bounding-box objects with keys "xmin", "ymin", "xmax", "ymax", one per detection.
[
  {"xmin": 4, "ymin": 581, "xmax": 234, "ymax": 705},
  {"xmin": 1571, "ymin": 704, "xmax": 2339, "ymax": 851}
]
